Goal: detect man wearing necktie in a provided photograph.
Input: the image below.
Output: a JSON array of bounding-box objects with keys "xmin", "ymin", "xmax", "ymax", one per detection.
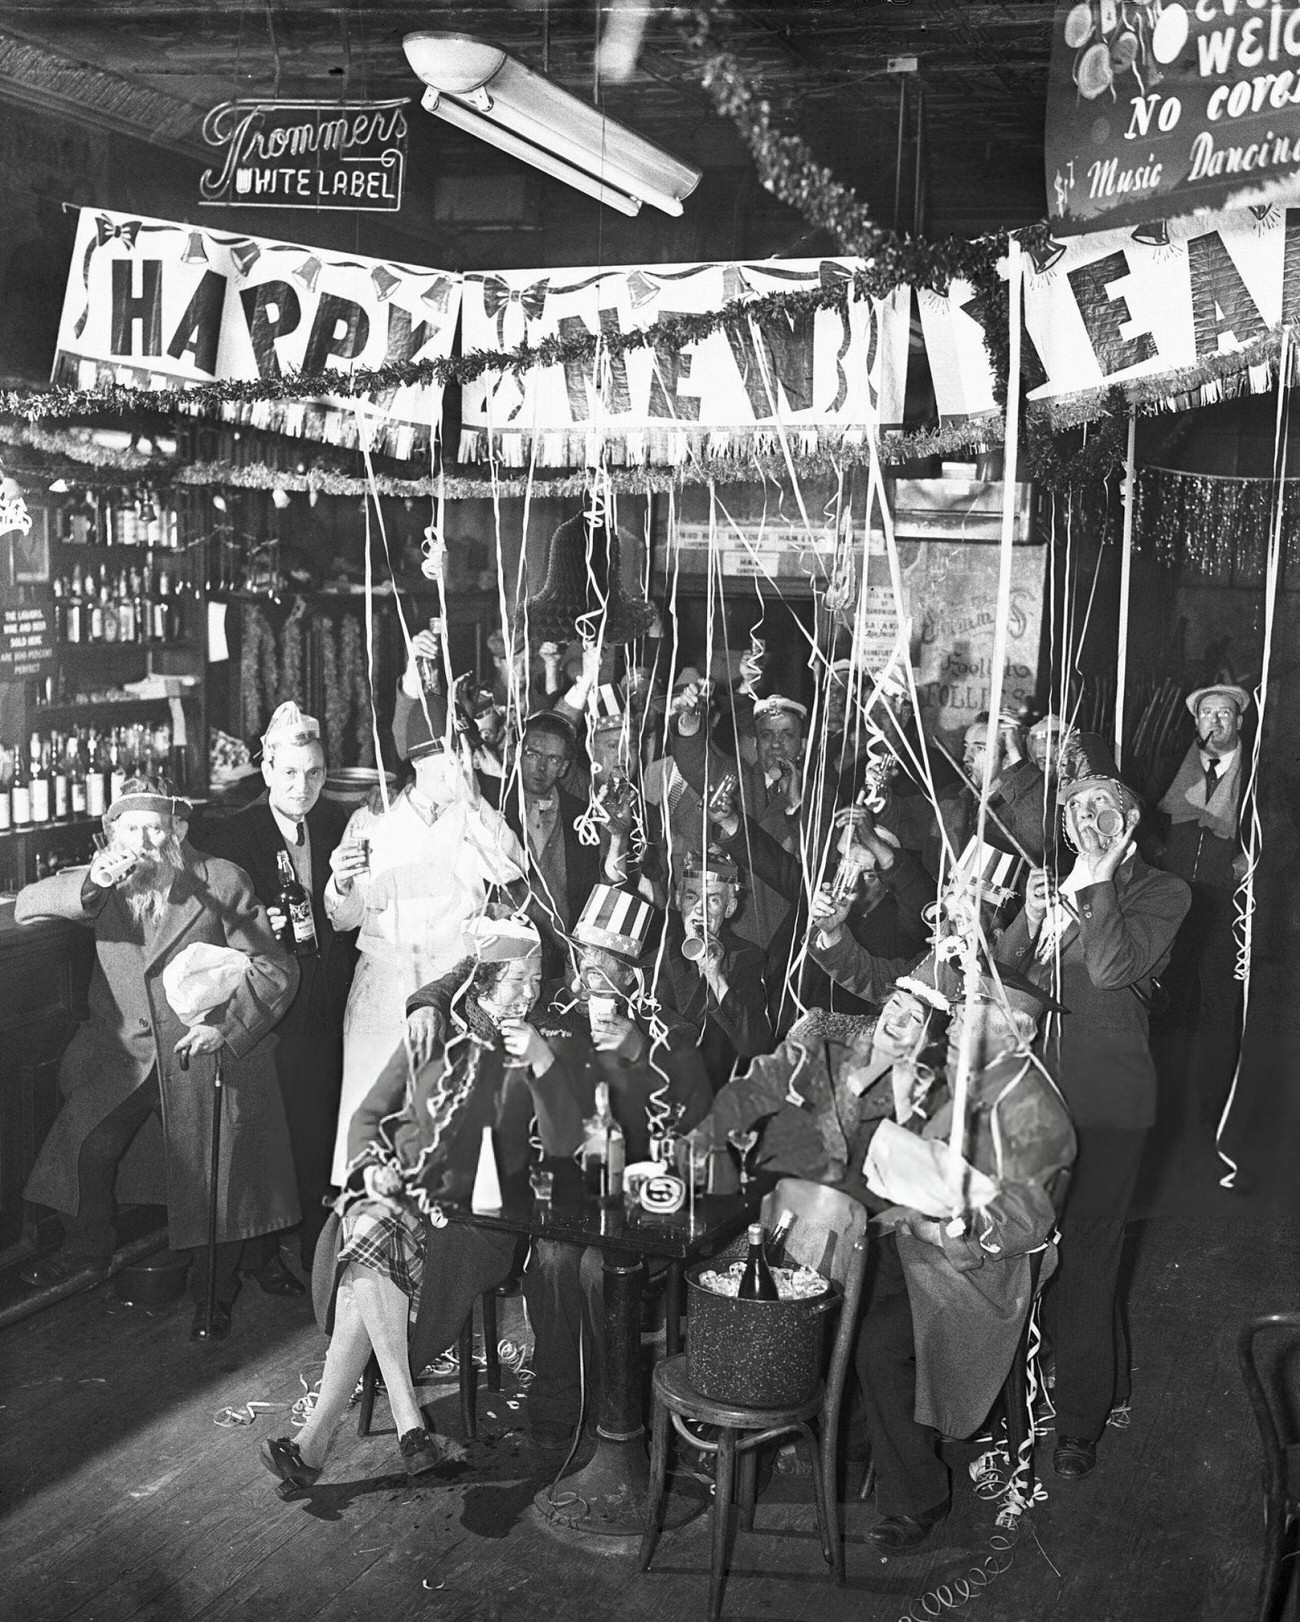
[
  {"xmin": 1155, "ymin": 683, "xmax": 1253, "ymax": 1135},
  {"xmin": 199, "ymin": 701, "xmax": 357, "ymax": 1283}
]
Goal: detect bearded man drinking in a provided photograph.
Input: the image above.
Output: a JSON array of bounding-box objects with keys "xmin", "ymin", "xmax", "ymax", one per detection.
[{"xmin": 16, "ymin": 777, "xmax": 300, "ymax": 1342}]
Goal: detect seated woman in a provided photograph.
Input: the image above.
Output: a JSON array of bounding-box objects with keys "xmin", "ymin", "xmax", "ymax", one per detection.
[{"xmin": 258, "ymin": 910, "xmax": 580, "ymax": 1489}]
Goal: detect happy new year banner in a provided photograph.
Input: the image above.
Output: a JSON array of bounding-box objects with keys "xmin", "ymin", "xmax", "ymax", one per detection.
[
  {"xmin": 1046, "ymin": 0, "xmax": 1300, "ymax": 234},
  {"xmin": 457, "ymin": 259, "xmax": 912, "ymax": 467},
  {"xmin": 1023, "ymin": 203, "xmax": 1300, "ymax": 404},
  {"xmin": 52, "ymin": 208, "xmax": 461, "ymax": 459}
]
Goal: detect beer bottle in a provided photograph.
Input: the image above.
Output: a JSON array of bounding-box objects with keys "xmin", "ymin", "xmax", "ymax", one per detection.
[
  {"xmin": 275, "ymin": 847, "xmax": 318, "ymax": 955},
  {"xmin": 738, "ymin": 1222, "xmax": 779, "ymax": 1301}
]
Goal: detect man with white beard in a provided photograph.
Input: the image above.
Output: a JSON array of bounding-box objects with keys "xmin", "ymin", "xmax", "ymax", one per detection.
[{"xmin": 17, "ymin": 777, "xmax": 300, "ymax": 1341}]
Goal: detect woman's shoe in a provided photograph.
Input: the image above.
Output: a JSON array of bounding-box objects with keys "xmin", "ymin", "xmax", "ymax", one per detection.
[
  {"xmin": 399, "ymin": 1428, "xmax": 466, "ymax": 1477},
  {"xmin": 259, "ymin": 1436, "xmax": 321, "ymax": 1490}
]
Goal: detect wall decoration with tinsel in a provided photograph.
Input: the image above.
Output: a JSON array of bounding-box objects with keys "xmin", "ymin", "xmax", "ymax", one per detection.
[{"xmin": 1135, "ymin": 465, "xmax": 1300, "ymax": 586}]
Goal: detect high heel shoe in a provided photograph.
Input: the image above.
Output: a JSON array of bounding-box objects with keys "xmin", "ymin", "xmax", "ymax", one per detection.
[{"xmin": 259, "ymin": 1436, "xmax": 321, "ymax": 1490}]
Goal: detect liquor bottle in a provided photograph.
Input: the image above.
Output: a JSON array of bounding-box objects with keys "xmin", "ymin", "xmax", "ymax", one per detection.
[
  {"xmin": 65, "ymin": 567, "xmax": 84, "ymax": 645},
  {"xmin": 108, "ymin": 732, "xmax": 127, "ymax": 805},
  {"xmin": 417, "ymin": 616, "xmax": 444, "ymax": 695},
  {"xmin": 117, "ymin": 569, "xmax": 137, "ymax": 644},
  {"xmin": 51, "ymin": 573, "xmax": 66, "ymax": 642},
  {"xmin": 86, "ymin": 731, "xmax": 106, "ymax": 817},
  {"xmin": 581, "ymin": 1080, "xmax": 625, "ymax": 1203},
  {"xmin": 275, "ymin": 847, "xmax": 318, "ymax": 956},
  {"xmin": 133, "ymin": 566, "xmax": 151, "ymax": 645},
  {"xmin": 737, "ymin": 1222, "xmax": 779, "ymax": 1301},
  {"xmin": 151, "ymin": 570, "xmax": 169, "ymax": 643},
  {"xmin": 28, "ymin": 733, "xmax": 50, "ymax": 825},
  {"xmin": 0, "ymin": 745, "xmax": 12, "ymax": 833},
  {"xmin": 11, "ymin": 740, "xmax": 31, "ymax": 828},
  {"xmin": 87, "ymin": 570, "xmax": 105, "ymax": 642},
  {"xmin": 51, "ymin": 735, "xmax": 69, "ymax": 821},
  {"xmin": 69, "ymin": 734, "xmax": 87, "ymax": 818},
  {"xmin": 100, "ymin": 574, "xmax": 120, "ymax": 643}
]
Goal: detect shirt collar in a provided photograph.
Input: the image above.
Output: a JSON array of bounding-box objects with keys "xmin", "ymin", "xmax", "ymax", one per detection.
[
  {"xmin": 1199, "ymin": 743, "xmax": 1239, "ymax": 770},
  {"xmin": 270, "ymin": 805, "xmax": 306, "ymax": 847}
]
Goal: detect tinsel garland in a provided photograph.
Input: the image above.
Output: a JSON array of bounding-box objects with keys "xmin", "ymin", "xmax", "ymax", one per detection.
[
  {"xmin": 1136, "ymin": 464, "xmax": 1300, "ymax": 584},
  {"xmin": 239, "ymin": 605, "xmax": 276, "ymax": 739}
]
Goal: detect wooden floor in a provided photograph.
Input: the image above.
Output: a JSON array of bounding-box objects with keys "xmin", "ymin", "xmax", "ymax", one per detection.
[{"xmin": 4, "ymin": 973, "xmax": 1298, "ymax": 1622}]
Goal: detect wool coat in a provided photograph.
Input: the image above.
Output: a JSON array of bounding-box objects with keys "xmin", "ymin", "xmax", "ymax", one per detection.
[{"xmin": 18, "ymin": 852, "xmax": 301, "ymax": 1249}]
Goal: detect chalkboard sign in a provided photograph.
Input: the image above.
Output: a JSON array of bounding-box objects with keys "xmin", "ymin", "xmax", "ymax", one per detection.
[{"xmin": 0, "ymin": 597, "xmax": 56, "ymax": 680}]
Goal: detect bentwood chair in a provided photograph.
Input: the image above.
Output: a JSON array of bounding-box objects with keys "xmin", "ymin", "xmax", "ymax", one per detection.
[
  {"xmin": 1238, "ymin": 1312, "xmax": 1300, "ymax": 1622},
  {"xmin": 639, "ymin": 1178, "xmax": 869, "ymax": 1620},
  {"xmin": 355, "ymin": 1292, "xmax": 501, "ymax": 1441}
]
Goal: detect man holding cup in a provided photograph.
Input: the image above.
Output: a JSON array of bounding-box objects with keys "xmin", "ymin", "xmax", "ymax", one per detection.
[
  {"xmin": 200, "ymin": 701, "xmax": 356, "ymax": 1280},
  {"xmin": 16, "ymin": 776, "xmax": 299, "ymax": 1339}
]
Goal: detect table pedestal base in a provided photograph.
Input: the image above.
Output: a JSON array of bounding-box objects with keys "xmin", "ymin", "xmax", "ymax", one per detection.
[{"xmin": 532, "ymin": 1431, "xmax": 706, "ymax": 1545}]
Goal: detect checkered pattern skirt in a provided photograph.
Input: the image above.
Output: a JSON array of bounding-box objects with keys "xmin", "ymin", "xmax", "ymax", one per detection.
[{"xmin": 337, "ymin": 1201, "xmax": 426, "ymax": 1317}]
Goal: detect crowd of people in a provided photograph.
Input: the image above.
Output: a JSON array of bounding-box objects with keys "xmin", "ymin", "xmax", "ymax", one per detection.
[{"xmin": 17, "ymin": 616, "xmax": 1259, "ymax": 1551}]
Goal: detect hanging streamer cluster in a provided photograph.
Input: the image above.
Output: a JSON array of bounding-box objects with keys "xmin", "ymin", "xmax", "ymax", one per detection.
[{"xmin": 1136, "ymin": 464, "xmax": 1300, "ymax": 583}]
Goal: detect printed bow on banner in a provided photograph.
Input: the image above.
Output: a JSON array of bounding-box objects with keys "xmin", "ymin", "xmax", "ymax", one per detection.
[
  {"xmin": 73, "ymin": 214, "xmax": 145, "ymax": 339},
  {"xmin": 478, "ymin": 275, "xmax": 550, "ymax": 422},
  {"xmin": 480, "ymin": 274, "xmax": 550, "ymax": 340}
]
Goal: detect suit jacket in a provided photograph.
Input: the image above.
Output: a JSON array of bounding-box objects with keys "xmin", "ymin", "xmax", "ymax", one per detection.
[
  {"xmin": 199, "ymin": 792, "xmax": 356, "ymax": 1043},
  {"xmin": 501, "ymin": 784, "xmax": 603, "ymax": 942},
  {"xmin": 998, "ymin": 854, "xmax": 1191, "ymax": 1131},
  {"xmin": 18, "ymin": 853, "xmax": 300, "ymax": 1248}
]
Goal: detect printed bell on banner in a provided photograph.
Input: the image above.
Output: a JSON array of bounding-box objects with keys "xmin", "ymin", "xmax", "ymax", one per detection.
[
  {"xmin": 515, "ymin": 511, "xmax": 656, "ymax": 649},
  {"xmin": 625, "ymin": 269, "xmax": 659, "ymax": 310},
  {"xmin": 422, "ymin": 275, "xmax": 454, "ymax": 315},
  {"xmin": 1024, "ymin": 234, "xmax": 1066, "ymax": 276},
  {"xmin": 182, "ymin": 231, "xmax": 208, "ymax": 266},
  {"xmin": 294, "ymin": 255, "xmax": 323, "ymax": 293},
  {"xmin": 371, "ymin": 265, "xmax": 401, "ymax": 303},
  {"xmin": 230, "ymin": 239, "xmax": 261, "ymax": 278},
  {"xmin": 1130, "ymin": 219, "xmax": 1169, "ymax": 249}
]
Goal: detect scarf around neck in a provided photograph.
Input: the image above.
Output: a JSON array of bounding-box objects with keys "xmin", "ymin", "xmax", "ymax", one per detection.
[{"xmin": 1158, "ymin": 743, "xmax": 1242, "ymax": 842}]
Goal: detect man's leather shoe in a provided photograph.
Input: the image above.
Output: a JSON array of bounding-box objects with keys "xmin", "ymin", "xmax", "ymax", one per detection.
[
  {"xmin": 190, "ymin": 1302, "xmax": 233, "ymax": 1342},
  {"xmin": 20, "ymin": 1252, "xmax": 110, "ymax": 1290},
  {"xmin": 242, "ymin": 1253, "xmax": 306, "ymax": 1297},
  {"xmin": 1052, "ymin": 1435, "xmax": 1097, "ymax": 1478},
  {"xmin": 866, "ymin": 1502, "xmax": 947, "ymax": 1552}
]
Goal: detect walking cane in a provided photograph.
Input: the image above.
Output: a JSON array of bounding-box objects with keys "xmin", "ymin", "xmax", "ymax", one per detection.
[{"xmin": 205, "ymin": 1048, "xmax": 224, "ymax": 1335}]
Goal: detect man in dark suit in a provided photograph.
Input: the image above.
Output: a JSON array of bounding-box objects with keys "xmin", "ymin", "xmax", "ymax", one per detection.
[
  {"xmin": 500, "ymin": 710, "xmax": 602, "ymax": 982},
  {"xmin": 997, "ymin": 735, "xmax": 1189, "ymax": 1482},
  {"xmin": 201, "ymin": 702, "xmax": 356, "ymax": 1284}
]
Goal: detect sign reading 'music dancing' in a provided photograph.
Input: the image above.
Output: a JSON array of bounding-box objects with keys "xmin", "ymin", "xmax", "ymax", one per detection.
[
  {"xmin": 200, "ymin": 100, "xmax": 408, "ymax": 211},
  {"xmin": 52, "ymin": 207, "xmax": 460, "ymax": 458},
  {"xmin": 457, "ymin": 259, "xmax": 914, "ymax": 466}
]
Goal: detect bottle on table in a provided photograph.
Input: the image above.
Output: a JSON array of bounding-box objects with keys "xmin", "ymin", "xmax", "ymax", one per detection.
[
  {"xmin": 738, "ymin": 1221, "xmax": 779, "ymax": 1301},
  {"xmin": 275, "ymin": 846, "xmax": 318, "ymax": 956},
  {"xmin": 582, "ymin": 1080, "xmax": 625, "ymax": 1203}
]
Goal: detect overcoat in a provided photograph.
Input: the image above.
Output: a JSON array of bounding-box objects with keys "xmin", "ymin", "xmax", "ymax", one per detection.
[{"xmin": 18, "ymin": 851, "xmax": 301, "ymax": 1249}]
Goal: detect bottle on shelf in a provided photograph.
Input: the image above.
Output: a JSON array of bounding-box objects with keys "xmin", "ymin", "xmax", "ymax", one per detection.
[
  {"xmin": 11, "ymin": 740, "xmax": 31, "ymax": 829},
  {"xmin": 68, "ymin": 735, "xmax": 87, "ymax": 818},
  {"xmin": 0, "ymin": 745, "xmax": 12, "ymax": 833},
  {"xmin": 275, "ymin": 847, "xmax": 318, "ymax": 956},
  {"xmin": 86, "ymin": 731, "xmax": 107, "ymax": 818},
  {"xmin": 581, "ymin": 1080, "xmax": 625, "ymax": 1203},
  {"xmin": 737, "ymin": 1222, "xmax": 780, "ymax": 1302},
  {"xmin": 107, "ymin": 731, "xmax": 127, "ymax": 805},
  {"xmin": 65, "ymin": 568, "xmax": 84, "ymax": 645},
  {"xmin": 117, "ymin": 569, "xmax": 137, "ymax": 644},
  {"xmin": 51, "ymin": 734, "xmax": 69, "ymax": 821},
  {"xmin": 28, "ymin": 733, "xmax": 50, "ymax": 826},
  {"xmin": 87, "ymin": 569, "xmax": 105, "ymax": 643}
]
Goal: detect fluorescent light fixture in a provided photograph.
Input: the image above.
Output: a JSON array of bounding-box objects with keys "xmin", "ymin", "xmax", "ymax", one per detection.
[{"xmin": 403, "ymin": 32, "xmax": 702, "ymax": 218}]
